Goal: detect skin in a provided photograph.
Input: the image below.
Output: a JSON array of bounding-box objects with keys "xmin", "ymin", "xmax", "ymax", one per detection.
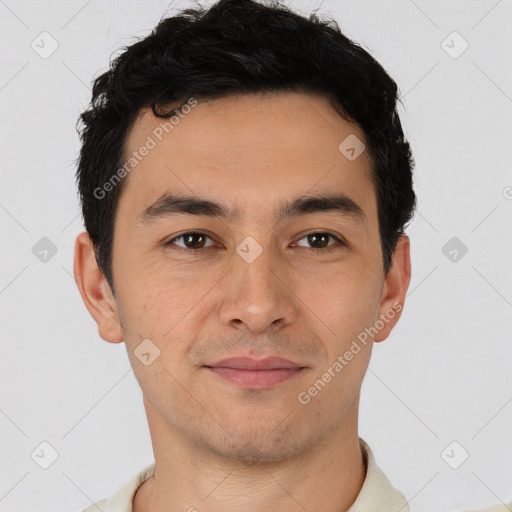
[{"xmin": 74, "ymin": 91, "xmax": 411, "ymax": 512}]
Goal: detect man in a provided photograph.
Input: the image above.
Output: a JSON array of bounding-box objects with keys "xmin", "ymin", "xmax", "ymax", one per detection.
[{"xmin": 73, "ymin": 0, "xmax": 416, "ymax": 510}]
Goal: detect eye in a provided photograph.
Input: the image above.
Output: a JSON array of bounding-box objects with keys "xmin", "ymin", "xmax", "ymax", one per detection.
[
  {"xmin": 295, "ymin": 232, "xmax": 344, "ymax": 252},
  {"xmin": 166, "ymin": 231, "xmax": 216, "ymax": 253},
  {"xmin": 164, "ymin": 230, "xmax": 345, "ymax": 255}
]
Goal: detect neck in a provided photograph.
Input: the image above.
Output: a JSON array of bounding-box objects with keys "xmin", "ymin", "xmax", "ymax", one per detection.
[{"xmin": 134, "ymin": 398, "xmax": 366, "ymax": 512}]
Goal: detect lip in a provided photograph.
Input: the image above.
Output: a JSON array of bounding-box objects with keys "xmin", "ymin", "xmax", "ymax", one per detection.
[
  {"xmin": 205, "ymin": 356, "xmax": 306, "ymax": 389},
  {"xmin": 207, "ymin": 356, "xmax": 302, "ymax": 370}
]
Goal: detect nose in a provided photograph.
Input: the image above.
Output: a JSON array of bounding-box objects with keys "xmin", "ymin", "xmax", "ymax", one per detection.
[{"xmin": 218, "ymin": 244, "xmax": 298, "ymax": 334}]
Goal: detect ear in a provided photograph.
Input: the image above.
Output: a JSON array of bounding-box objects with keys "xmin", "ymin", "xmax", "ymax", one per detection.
[
  {"xmin": 73, "ymin": 231, "xmax": 124, "ymax": 344},
  {"xmin": 373, "ymin": 234, "xmax": 411, "ymax": 343}
]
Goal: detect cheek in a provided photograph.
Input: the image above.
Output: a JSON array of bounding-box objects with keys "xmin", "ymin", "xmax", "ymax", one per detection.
[
  {"xmin": 116, "ymin": 278, "xmax": 213, "ymax": 390},
  {"xmin": 115, "ymin": 255, "xmax": 201, "ymax": 329},
  {"xmin": 298, "ymin": 265, "xmax": 381, "ymax": 336}
]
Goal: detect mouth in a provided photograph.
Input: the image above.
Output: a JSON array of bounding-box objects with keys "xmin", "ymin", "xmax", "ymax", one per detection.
[{"xmin": 204, "ymin": 356, "xmax": 307, "ymax": 389}]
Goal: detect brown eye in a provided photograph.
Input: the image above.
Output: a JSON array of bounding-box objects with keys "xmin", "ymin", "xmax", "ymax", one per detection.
[
  {"xmin": 307, "ymin": 233, "xmax": 329, "ymax": 249},
  {"xmin": 296, "ymin": 232, "xmax": 343, "ymax": 252},
  {"xmin": 183, "ymin": 233, "xmax": 207, "ymax": 249},
  {"xmin": 166, "ymin": 232, "xmax": 214, "ymax": 251}
]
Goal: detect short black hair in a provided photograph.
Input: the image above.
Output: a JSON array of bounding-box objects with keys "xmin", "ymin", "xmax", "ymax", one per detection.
[{"xmin": 75, "ymin": 0, "xmax": 416, "ymax": 294}]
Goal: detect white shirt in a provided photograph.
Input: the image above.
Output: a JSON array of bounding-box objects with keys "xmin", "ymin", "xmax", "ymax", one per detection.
[{"xmin": 80, "ymin": 437, "xmax": 410, "ymax": 512}]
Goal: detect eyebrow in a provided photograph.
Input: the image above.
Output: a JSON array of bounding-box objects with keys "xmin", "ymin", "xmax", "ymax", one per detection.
[{"xmin": 139, "ymin": 192, "xmax": 367, "ymax": 226}]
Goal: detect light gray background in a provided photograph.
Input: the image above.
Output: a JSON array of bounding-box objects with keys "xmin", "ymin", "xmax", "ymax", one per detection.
[{"xmin": 1, "ymin": 0, "xmax": 511, "ymax": 511}]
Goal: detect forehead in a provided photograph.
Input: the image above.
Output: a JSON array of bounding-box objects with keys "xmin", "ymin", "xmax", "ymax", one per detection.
[{"xmin": 118, "ymin": 91, "xmax": 376, "ymax": 226}]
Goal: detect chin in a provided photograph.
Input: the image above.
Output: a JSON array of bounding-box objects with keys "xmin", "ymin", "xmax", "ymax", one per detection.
[{"xmin": 200, "ymin": 420, "xmax": 322, "ymax": 465}]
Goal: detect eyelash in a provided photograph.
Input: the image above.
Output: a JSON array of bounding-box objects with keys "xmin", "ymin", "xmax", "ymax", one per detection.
[{"xmin": 165, "ymin": 231, "xmax": 345, "ymax": 255}]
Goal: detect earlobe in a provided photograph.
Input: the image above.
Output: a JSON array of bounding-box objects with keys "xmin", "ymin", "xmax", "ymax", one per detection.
[
  {"xmin": 73, "ymin": 231, "xmax": 124, "ymax": 344},
  {"xmin": 373, "ymin": 234, "xmax": 411, "ymax": 343}
]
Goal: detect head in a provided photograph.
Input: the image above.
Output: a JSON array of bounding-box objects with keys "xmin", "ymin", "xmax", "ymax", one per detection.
[{"xmin": 74, "ymin": 0, "xmax": 415, "ymax": 463}]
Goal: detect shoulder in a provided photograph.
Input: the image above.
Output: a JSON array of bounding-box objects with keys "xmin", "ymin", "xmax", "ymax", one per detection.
[
  {"xmin": 80, "ymin": 497, "xmax": 109, "ymax": 512},
  {"xmin": 77, "ymin": 462, "xmax": 156, "ymax": 512}
]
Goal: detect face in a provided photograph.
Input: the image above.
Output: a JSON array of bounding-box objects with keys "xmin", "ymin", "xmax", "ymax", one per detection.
[{"xmin": 75, "ymin": 91, "xmax": 410, "ymax": 463}]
